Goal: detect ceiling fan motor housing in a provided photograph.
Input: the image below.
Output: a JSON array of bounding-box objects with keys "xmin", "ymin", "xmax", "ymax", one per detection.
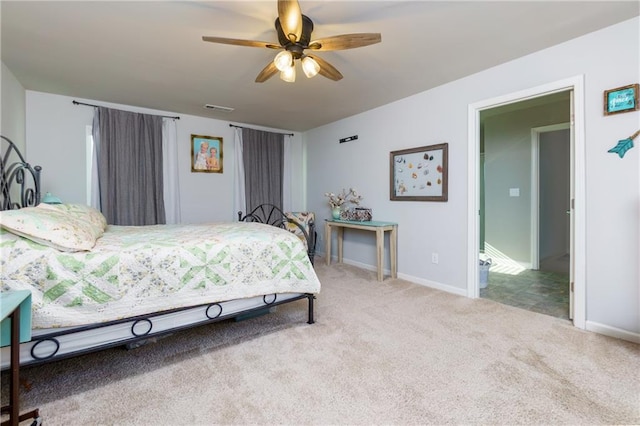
[{"xmin": 276, "ymin": 14, "xmax": 314, "ymax": 56}]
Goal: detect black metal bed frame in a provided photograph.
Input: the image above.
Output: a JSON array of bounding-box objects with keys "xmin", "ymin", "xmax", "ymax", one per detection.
[
  {"xmin": 0, "ymin": 135, "xmax": 41, "ymax": 210},
  {"xmin": 0, "ymin": 135, "xmax": 316, "ymax": 370},
  {"xmin": 19, "ymin": 293, "xmax": 315, "ymax": 369},
  {"xmin": 238, "ymin": 203, "xmax": 317, "ymax": 265}
]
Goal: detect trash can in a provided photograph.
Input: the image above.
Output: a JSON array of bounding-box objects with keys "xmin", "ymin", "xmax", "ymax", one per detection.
[{"xmin": 479, "ymin": 258, "xmax": 491, "ymax": 289}]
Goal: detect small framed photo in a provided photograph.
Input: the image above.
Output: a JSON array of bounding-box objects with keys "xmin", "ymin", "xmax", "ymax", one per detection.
[
  {"xmin": 390, "ymin": 143, "xmax": 448, "ymax": 202},
  {"xmin": 191, "ymin": 134, "xmax": 223, "ymax": 173},
  {"xmin": 604, "ymin": 84, "xmax": 639, "ymax": 116}
]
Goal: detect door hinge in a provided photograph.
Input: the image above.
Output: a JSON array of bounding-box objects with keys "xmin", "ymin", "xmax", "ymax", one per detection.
[
  {"xmin": 571, "ymin": 199, "xmax": 575, "ymax": 209},
  {"xmin": 570, "ymin": 282, "xmax": 574, "ymax": 292}
]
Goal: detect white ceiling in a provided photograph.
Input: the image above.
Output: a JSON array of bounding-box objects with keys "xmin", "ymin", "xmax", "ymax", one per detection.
[{"xmin": 2, "ymin": 1, "xmax": 638, "ymax": 132}]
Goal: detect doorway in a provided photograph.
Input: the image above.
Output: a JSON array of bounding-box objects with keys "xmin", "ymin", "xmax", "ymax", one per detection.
[{"xmin": 467, "ymin": 76, "xmax": 586, "ymax": 329}]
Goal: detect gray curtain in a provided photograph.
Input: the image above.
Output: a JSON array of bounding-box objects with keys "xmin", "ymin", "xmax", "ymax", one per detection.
[
  {"xmin": 95, "ymin": 107, "xmax": 166, "ymax": 225},
  {"xmin": 242, "ymin": 128, "xmax": 284, "ymax": 212}
]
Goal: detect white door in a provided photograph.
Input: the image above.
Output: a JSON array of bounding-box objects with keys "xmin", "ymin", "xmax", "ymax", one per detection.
[
  {"xmin": 534, "ymin": 125, "xmax": 572, "ymax": 319},
  {"xmin": 568, "ymin": 90, "xmax": 575, "ymax": 320}
]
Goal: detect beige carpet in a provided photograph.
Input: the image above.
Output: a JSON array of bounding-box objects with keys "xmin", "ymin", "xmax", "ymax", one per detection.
[{"xmin": 2, "ymin": 258, "xmax": 639, "ymax": 425}]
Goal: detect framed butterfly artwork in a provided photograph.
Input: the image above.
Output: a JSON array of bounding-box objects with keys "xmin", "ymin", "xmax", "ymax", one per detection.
[{"xmin": 390, "ymin": 143, "xmax": 448, "ymax": 202}]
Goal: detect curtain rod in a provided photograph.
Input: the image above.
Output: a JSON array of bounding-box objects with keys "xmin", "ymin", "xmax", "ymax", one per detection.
[
  {"xmin": 72, "ymin": 100, "xmax": 180, "ymax": 120},
  {"xmin": 229, "ymin": 123, "xmax": 293, "ymax": 137}
]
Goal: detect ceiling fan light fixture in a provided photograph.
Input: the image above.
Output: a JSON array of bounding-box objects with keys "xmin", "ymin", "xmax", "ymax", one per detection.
[
  {"xmin": 202, "ymin": 1, "xmax": 381, "ymax": 84},
  {"xmin": 274, "ymin": 50, "xmax": 293, "ymax": 72},
  {"xmin": 280, "ymin": 65, "xmax": 296, "ymax": 83},
  {"xmin": 301, "ymin": 56, "xmax": 320, "ymax": 78}
]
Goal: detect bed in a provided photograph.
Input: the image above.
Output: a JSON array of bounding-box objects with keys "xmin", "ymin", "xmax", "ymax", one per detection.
[{"xmin": 0, "ymin": 135, "xmax": 320, "ymax": 369}]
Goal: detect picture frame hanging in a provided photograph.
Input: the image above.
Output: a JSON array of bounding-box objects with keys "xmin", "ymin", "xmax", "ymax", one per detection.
[
  {"xmin": 604, "ymin": 84, "xmax": 639, "ymax": 116},
  {"xmin": 191, "ymin": 134, "xmax": 223, "ymax": 173},
  {"xmin": 390, "ymin": 143, "xmax": 448, "ymax": 202}
]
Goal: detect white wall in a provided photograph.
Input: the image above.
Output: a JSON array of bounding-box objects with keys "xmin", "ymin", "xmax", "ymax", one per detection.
[
  {"xmin": 1, "ymin": 61, "xmax": 26, "ymax": 149},
  {"xmin": 306, "ymin": 18, "xmax": 640, "ymax": 336},
  {"xmin": 24, "ymin": 91, "xmax": 305, "ymax": 223}
]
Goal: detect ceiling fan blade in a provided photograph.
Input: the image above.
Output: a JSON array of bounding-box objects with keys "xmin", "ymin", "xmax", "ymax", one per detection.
[
  {"xmin": 307, "ymin": 54, "xmax": 343, "ymax": 81},
  {"xmin": 255, "ymin": 61, "xmax": 279, "ymax": 83},
  {"xmin": 308, "ymin": 33, "xmax": 381, "ymax": 51},
  {"xmin": 278, "ymin": 0, "xmax": 303, "ymax": 43},
  {"xmin": 202, "ymin": 36, "xmax": 281, "ymax": 49}
]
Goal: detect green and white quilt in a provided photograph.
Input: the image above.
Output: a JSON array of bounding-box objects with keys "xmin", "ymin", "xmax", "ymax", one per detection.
[{"xmin": 0, "ymin": 222, "xmax": 321, "ymax": 328}]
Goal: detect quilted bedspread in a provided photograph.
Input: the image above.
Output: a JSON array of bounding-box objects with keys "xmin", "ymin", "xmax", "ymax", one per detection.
[{"xmin": 0, "ymin": 222, "xmax": 321, "ymax": 328}]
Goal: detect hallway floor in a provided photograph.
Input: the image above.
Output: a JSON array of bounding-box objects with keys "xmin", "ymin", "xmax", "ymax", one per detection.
[{"xmin": 480, "ymin": 266, "xmax": 570, "ymax": 320}]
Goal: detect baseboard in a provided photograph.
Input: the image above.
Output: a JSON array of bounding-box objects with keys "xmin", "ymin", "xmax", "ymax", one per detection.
[
  {"xmin": 540, "ymin": 252, "xmax": 569, "ymax": 262},
  {"xmin": 490, "ymin": 255, "xmax": 532, "ymax": 270},
  {"xmin": 397, "ymin": 272, "xmax": 468, "ymax": 297},
  {"xmin": 339, "ymin": 257, "xmax": 381, "ymax": 274},
  {"xmin": 319, "ymin": 252, "xmax": 467, "ymax": 297},
  {"xmin": 585, "ymin": 321, "xmax": 640, "ymax": 344}
]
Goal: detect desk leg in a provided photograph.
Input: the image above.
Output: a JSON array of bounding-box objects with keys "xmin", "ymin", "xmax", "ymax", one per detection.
[
  {"xmin": 9, "ymin": 309, "xmax": 19, "ymax": 426},
  {"xmin": 325, "ymin": 223, "xmax": 331, "ymax": 266},
  {"xmin": 376, "ymin": 228, "xmax": 384, "ymax": 281},
  {"xmin": 1, "ymin": 307, "xmax": 40, "ymax": 426},
  {"xmin": 337, "ymin": 227, "xmax": 344, "ymax": 263},
  {"xmin": 390, "ymin": 226, "xmax": 398, "ymax": 279}
]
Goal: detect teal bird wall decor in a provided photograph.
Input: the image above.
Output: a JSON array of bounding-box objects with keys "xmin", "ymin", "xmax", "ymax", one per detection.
[{"xmin": 608, "ymin": 129, "xmax": 640, "ymax": 158}]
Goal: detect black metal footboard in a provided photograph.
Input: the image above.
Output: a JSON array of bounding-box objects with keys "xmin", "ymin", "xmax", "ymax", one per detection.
[{"xmin": 1, "ymin": 293, "xmax": 316, "ymax": 370}]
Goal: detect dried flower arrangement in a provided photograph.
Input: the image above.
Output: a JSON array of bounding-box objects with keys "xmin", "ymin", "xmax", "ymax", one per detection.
[{"xmin": 324, "ymin": 188, "xmax": 363, "ymax": 209}]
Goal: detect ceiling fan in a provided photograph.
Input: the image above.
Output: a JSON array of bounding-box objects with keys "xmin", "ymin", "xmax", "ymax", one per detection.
[{"xmin": 202, "ymin": 0, "xmax": 381, "ymax": 83}]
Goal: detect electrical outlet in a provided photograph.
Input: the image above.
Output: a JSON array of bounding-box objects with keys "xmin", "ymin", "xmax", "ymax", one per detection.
[{"xmin": 431, "ymin": 253, "xmax": 439, "ymax": 264}]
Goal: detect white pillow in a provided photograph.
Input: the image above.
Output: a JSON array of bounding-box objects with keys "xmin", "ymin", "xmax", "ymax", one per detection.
[
  {"xmin": 0, "ymin": 207, "xmax": 98, "ymax": 251},
  {"xmin": 37, "ymin": 203, "xmax": 107, "ymax": 238}
]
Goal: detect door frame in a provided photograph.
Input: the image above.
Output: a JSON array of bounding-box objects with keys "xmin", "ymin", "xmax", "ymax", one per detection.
[
  {"xmin": 467, "ymin": 75, "xmax": 586, "ymax": 329},
  {"xmin": 530, "ymin": 122, "xmax": 570, "ymax": 270}
]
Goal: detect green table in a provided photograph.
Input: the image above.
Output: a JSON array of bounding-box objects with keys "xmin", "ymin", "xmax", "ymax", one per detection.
[
  {"xmin": 1, "ymin": 290, "xmax": 40, "ymax": 426},
  {"xmin": 325, "ymin": 219, "xmax": 398, "ymax": 281}
]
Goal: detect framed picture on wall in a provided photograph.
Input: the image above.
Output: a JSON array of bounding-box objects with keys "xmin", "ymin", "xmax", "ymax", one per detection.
[
  {"xmin": 191, "ymin": 134, "xmax": 223, "ymax": 173},
  {"xmin": 604, "ymin": 84, "xmax": 639, "ymax": 115},
  {"xmin": 390, "ymin": 143, "xmax": 448, "ymax": 202}
]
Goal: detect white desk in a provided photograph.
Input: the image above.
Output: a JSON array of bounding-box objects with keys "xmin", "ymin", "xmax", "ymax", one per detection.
[{"xmin": 325, "ymin": 219, "xmax": 398, "ymax": 281}]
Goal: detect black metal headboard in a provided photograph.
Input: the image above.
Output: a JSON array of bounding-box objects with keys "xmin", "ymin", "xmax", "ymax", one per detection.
[{"xmin": 1, "ymin": 135, "xmax": 41, "ymax": 211}]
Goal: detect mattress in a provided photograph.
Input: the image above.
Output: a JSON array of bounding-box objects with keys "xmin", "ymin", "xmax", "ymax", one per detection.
[{"xmin": 0, "ymin": 221, "xmax": 321, "ymax": 329}]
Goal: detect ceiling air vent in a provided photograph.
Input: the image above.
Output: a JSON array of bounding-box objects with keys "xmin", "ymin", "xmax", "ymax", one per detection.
[{"xmin": 204, "ymin": 104, "xmax": 234, "ymax": 113}]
